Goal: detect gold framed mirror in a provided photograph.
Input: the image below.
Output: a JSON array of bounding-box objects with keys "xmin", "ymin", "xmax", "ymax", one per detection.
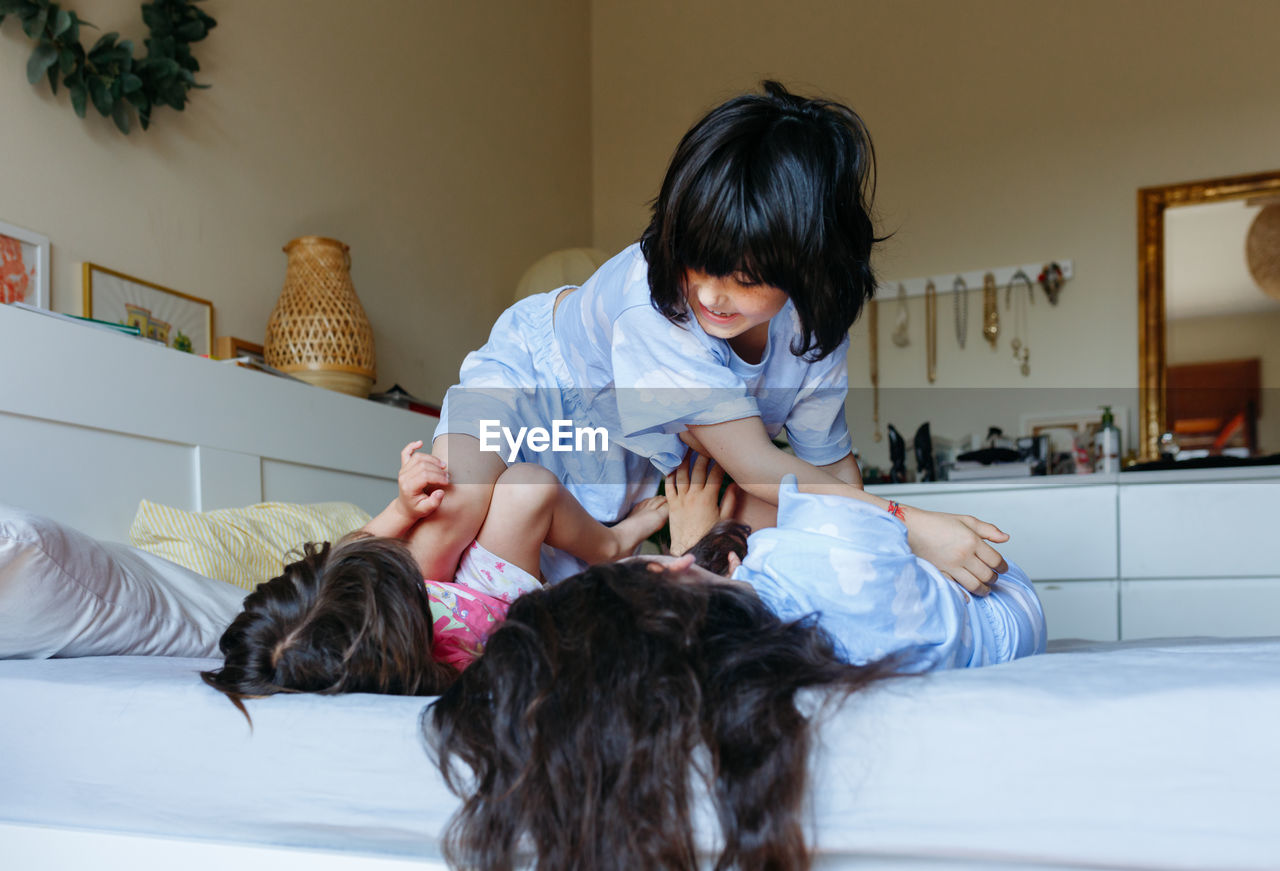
[{"xmin": 1137, "ymin": 170, "xmax": 1280, "ymax": 460}]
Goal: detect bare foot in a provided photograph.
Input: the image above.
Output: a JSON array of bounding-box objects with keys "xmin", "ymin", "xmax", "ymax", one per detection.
[{"xmin": 608, "ymin": 495, "xmax": 669, "ymax": 558}]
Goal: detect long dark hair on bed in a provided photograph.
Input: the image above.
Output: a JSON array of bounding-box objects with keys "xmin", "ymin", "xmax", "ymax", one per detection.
[
  {"xmin": 201, "ymin": 536, "xmax": 455, "ymax": 719},
  {"xmin": 425, "ymin": 542, "xmax": 895, "ymax": 871}
]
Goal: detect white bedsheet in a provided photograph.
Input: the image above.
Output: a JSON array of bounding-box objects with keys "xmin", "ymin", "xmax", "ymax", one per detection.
[{"xmin": 2, "ymin": 638, "xmax": 1278, "ymax": 870}]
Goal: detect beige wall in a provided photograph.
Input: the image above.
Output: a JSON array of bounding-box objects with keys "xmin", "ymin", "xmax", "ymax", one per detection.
[
  {"xmin": 1, "ymin": 0, "xmax": 591, "ymax": 402},
  {"xmin": 6, "ymin": 2, "xmax": 1277, "ymax": 466},
  {"xmin": 590, "ymin": 0, "xmax": 1280, "ymax": 468}
]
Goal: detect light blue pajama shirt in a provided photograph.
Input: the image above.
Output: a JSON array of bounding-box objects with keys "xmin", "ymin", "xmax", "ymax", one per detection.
[
  {"xmin": 734, "ymin": 477, "xmax": 1047, "ymax": 669},
  {"xmin": 436, "ymin": 244, "xmax": 853, "ymax": 581}
]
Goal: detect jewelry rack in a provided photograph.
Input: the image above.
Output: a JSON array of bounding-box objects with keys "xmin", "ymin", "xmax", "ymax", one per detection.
[{"xmin": 874, "ymin": 259, "xmax": 1074, "ymax": 300}]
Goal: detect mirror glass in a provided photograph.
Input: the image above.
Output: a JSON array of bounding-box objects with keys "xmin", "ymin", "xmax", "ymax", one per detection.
[{"xmin": 1164, "ymin": 199, "xmax": 1280, "ymax": 458}]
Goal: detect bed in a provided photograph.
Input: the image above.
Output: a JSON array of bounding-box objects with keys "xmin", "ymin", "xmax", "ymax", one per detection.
[{"xmin": 2, "ymin": 302, "xmax": 1279, "ymax": 870}]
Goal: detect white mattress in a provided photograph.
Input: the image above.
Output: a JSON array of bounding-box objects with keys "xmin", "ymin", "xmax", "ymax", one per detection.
[{"xmin": 2, "ymin": 638, "xmax": 1278, "ymax": 870}]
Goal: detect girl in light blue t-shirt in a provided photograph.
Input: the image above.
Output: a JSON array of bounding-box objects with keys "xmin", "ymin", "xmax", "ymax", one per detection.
[{"xmin": 418, "ymin": 81, "xmax": 1010, "ymax": 591}]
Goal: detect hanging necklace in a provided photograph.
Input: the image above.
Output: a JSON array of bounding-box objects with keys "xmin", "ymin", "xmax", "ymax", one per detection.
[
  {"xmin": 952, "ymin": 276, "xmax": 968, "ymax": 348},
  {"xmin": 891, "ymin": 282, "xmax": 909, "ymax": 347},
  {"xmin": 1007, "ymin": 269, "xmax": 1033, "ymax": 376},
  {"xmin": 869, "ymin": 297, "xmax": 882, "ymax": 441},
  {"xmin": 982, "ymin": 271, "xmax": 999, "ymax": 348},
  {"xmin": 924, "ymin": 280, "xmax": 937, "ymax": 383}
]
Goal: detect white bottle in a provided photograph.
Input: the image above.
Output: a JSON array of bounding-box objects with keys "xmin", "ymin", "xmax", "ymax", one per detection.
[{"xmin": 1094, "ymin": 406, "xmax": 1121, "ymax": 474}]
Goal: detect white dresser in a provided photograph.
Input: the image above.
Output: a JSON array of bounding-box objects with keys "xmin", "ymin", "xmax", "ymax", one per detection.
[{"xmin": 869, "ymin": 468, "xmax": 1280, "ymax": 641}]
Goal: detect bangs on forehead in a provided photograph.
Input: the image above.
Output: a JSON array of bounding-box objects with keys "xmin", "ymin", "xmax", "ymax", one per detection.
[{"xmin": 674, "ymin": 143, "xmax": 816, "ymax": 293}]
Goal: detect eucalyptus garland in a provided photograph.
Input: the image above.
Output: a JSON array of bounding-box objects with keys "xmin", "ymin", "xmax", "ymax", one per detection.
[{"xmin": 0, "ymin": 0, "xmax": 215, "ymax": 133}]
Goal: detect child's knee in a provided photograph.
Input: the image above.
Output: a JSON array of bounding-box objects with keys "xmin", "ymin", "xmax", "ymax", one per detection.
[{"xmin": 494, "ymin": 464, "xmax": 561, "ymax": 512}]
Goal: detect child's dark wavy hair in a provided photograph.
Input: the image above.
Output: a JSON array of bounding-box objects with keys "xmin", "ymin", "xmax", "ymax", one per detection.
[
  {"xmin": 425, "ymin": 546, "xmax": 894, "ymax": 870},
  {"xmin": 201, "ymin": 536, "xmax": 455, "ymax": 720},
  {"xmin": 641, "ymin": 80, "xmax": 882, "ymax": 361}
]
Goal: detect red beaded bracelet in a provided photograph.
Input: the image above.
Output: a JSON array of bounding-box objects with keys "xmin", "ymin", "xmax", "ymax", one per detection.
[{"xmin": 885, "ymin": 501, "xmax": 906, "ymax": 521}]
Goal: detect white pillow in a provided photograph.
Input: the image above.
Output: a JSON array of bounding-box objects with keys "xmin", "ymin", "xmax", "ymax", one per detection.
[{"xmin": 0, "ymin": 504, "xmax": 246, "ymax": 659}]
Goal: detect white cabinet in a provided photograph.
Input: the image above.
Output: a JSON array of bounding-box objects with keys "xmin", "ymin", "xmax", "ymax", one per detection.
[
  {"xmin": 1119, "ymin": 480, "xmax": 1280, "ymax": 578},
  {"xmin": 897, "ymin": 485, "xmax": 1117, "ymax": 581},
  {"xmin": 1033, "ymin": 580, "xmax": 1119, "ymax": 641},
  {"xmin": 871, "ymin": 469, "xmax": 1280, "ymax": 642},
  {"xmin": 1121, "ymin": 578, "xmax": 1280, "ymax": 638}
]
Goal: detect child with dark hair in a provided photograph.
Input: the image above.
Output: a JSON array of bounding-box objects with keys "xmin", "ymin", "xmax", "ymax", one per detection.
[
  {"xmin": 425, "ymin": 458, "xmax": 1044, "ymax": 869},
  {"xmin": 201, "ymin": 442, "xmax": 667, "ymax": 710},
  {"xmin": 426, "ymin": 556, "xmax": 896, "ymax": 871},
  {"xmin": 201, "ymin": 537, "xmax": 453, "ymax": 715},
  {"xmin": 665, "ymin": 454, "xmax": 1046, "ymax": 670},
  {"xmin": 417, "ymin": 80, "xmax": 1011, "ymax": 600}
]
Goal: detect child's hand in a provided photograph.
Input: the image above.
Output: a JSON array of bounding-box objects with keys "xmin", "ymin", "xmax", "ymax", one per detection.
[
  {"xmin": 664, "ymin": 453, "xmax": 739, "ymax": 555},
  {"xmin": 902, "ymin": 507, "xmax": 1010, "ymax": 596},
  {"xmin": 398, "ymin": 440, "xmax": 449, "ymax": 520}
]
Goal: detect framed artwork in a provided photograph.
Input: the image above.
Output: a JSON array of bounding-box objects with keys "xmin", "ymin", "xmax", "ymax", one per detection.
[
  {"xmin": 83, "ymin": 263, "xmax": 214, "ymax": 355},
  {"xmin": 0, "ymin": 220, "xmax": 51, "ymax": 309},
  {"xmin": 1020, "ymin": 408, "xmax": 1128, "ymax": 460},
  {"xmin": 213, "ymin": 335, "xmax": 264, "ymax": 362}
]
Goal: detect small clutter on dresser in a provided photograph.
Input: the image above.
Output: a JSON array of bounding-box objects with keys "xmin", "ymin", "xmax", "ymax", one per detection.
[
  {"xmin": 367, "ymin": 384, "xmax": 442, "ymax": 418},
  {"xmin": 862, "ymin": 411, "xmax": 1128, "ymax": 484}
]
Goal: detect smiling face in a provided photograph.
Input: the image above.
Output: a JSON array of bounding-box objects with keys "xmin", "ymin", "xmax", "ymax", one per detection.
[{"xmin": 683, "ymin": 269, "xmax": 789, "ymax": 342}]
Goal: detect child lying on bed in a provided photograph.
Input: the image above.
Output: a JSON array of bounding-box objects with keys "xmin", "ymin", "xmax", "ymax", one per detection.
[
  {"xmin": 424, "ymin": 463, "xmax": 1043, "ymax": 869},
  {"xmin": 661, "ymin": 454, "xmax": 1046, "ymax": 670},
  {"xmin": 203, "ymin": 441, "xmax": 1042, "ymax": 716},
  {"xmin": 200, "ymin": 440, "xmax": 667, "ymax": 705}
]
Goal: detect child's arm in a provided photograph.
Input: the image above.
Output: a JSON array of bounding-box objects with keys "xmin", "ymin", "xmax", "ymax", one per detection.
[
  {"xmin": 363, "ymin": 440, "xmax": 450, "ymax": 539},
  {"xmin": 818, "ymin": 452, "xmax": 863, "ymax": 488},
  {"xmin": 687, "ymin": 417, "xmax": 1010, "ymax": 595}
]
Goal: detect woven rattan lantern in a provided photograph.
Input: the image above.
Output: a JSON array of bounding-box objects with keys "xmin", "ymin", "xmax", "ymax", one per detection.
[
  {"xmin": 1246, "ymin": 203, "xmax": 1280, "ymax": 302},
  {"xmin": 265, "ymin": 236, "xmax": 376, "ymax": 397}
]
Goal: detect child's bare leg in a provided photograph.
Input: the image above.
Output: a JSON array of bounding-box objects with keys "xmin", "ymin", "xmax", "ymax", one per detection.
[
  {"xmin": 402, "ymin": 433, "xmax": 506, "ymax": 581},
  {"xmin": 475, "ymin": 464, "xmax": 668, "ymax": 579}
]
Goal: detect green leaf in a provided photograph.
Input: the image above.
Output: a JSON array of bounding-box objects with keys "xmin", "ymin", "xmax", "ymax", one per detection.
[
  {"xmin": 0, "ymin": 1, "xmax": 25, "ymax": 16},
  {"xmin": 58, "ymin": 45, "xmax": 75, "ymax": 75},
  {"xmin": 88, "ymin": 75, "xmax": 111, "ymax": 115},
  {"xmin": 111, "ymin": 98, "xmax": 130, "ymax": 134},
  {"xmin": 21, "ymin": 4, "xmax": 46, "ymax": 38},
  {"xmin": 90, "ymin": 31, "xmax": 118, "ymax": 54},
  {"xmin": 69, "ymin": 82, "xmax": 87, "ymax": 117},
  {"xmin": 46, "ymin": 61, "xmax": 57, "ymax": 94},
  {"xmin": 51, "ymin": 7, "xmax": 71, "ymax": 38},
  {"xmin": 26, "ymin": 40, "xmax": 57, "ymax": 85}
]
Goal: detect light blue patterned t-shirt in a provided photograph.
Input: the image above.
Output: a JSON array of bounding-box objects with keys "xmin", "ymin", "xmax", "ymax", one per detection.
[
  {"xmin": 733, "ymin": 477, "xmax": 1047, "ymax": 670},
  {"xmin": 553, "ymin": 244, "xmax": 853, "ymax": 475}
]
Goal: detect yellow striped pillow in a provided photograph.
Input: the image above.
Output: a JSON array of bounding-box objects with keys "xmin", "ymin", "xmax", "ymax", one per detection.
[{"xmin": 129, "ymin": 500, "xmax": 373, "ymax": 591}]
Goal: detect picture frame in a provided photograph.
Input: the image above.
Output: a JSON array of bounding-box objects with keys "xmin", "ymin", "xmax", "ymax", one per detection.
[
  {"xmin": 0, "ymin": 220, "xmax": 51, "ymax": 309},
  {"xmin": 83, "ymin": 263, "xmax": 214, "ymax": 355},
  {"xmin": 1020, "ymin": 408, "xmax": 1128, "ymax": 461},
  {"xmin": 213, "ymin": 335, "xmax": 264, "ymax": 363}
]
